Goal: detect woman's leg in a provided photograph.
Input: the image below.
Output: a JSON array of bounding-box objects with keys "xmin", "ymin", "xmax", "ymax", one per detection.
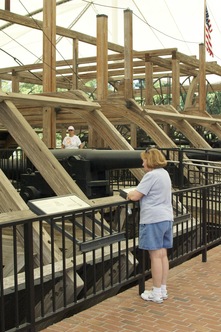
[
  {"xmin": 148, "ymin": 249, "xmax": 163, "ymax": 287},
  {"xmin": 161, "ymin": 248, "xmax": 169, "ymax": 285},
  {"xmin": 149, "ymin": 248, "xmax": 169, "ymax": 287}
]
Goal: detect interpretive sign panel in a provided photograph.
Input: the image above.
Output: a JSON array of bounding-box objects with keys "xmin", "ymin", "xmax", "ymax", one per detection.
[
  {"xmin": 119, "ymin": 187, "xmax": 136, "ymax": 199},
  {"xmin": 28, "ymin": 194, "xmax": 90, "ymax": 215}
]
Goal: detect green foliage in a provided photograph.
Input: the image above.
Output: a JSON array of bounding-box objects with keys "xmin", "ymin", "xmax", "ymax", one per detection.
[
  {"xmin": 206, "ymin": 92, "xmax": 221, "ymax": 115},
  {"xmin": 1, "ymin": 80, "xmax": 11, "ymax": 92},
  {"xmin": 19, "ymin": 83, "xmax": 43, "ymax": 94}
]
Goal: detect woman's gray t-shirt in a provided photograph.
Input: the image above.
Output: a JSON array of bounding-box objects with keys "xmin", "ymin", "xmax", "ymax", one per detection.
[{"xmin": 136, "ymin": 168, "xmax": 173, "ymax": 224}]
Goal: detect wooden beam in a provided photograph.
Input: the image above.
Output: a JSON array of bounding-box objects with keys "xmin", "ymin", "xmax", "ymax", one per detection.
[
  {"xmin": 144, "ymin": 108, "xmax": 221, "ymax": 124},
  {"xmin": 0, "ymin": 91, "xmax": 100, "ymax": 110},
  {"xmin": 4, "ymin": 0, "xmax": 10, "ymax": 11},
  {"xmin": 145, "ymin": 54, "xmax": 153, "ymax": 105},
  {"xmin": 124, "ymin": 9, "xmax": 133, "ymax": 99},
  {"xmin": 42, "ymin": 0, "xmax": 57, "ymax": 148},
  {"xmin": 96, "ymin": 14, "xmax": 108, "ymax": 100},
  {"xmin": 0, "ymin": 9, "xmax": 125, "ymax": 54},
  {"xmin": 172, "ymin": 51, "xmax": 180, "ymax": 109}
]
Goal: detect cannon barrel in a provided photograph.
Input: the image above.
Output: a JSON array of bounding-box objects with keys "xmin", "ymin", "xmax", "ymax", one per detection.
[
  {"xmin": 8, "ymin": 147, "xmax": 221, "ymax": 202},
  {"xmin": 184, "ymin": 148, "xmax": 221, "ymax": 161},
  {"xmin": 50, "ymin": 149, "xmax": 143, "ymax": 170},
  {"xmin": 20, "ymin": 149, "xmax": 143, "ymax": 201}
]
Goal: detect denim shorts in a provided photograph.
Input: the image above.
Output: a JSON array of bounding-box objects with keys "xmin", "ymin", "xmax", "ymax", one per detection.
[{"xmin": 139, "ymin": 221, "xmax": 173, "ymax": 250}]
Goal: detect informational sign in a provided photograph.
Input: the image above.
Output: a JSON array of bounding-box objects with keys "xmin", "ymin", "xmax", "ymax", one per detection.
[
  {"xmin": 119, "ymin": 187, "xmax": 136, "ymax": 199},
  {"xmin": 28, "ymin": 194, "xmax": 90, "ymax": 215}
]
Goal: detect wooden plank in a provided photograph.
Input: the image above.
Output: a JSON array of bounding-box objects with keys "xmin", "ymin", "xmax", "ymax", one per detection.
[
  {"xmin": 0, "ymin": 210, "xmax": 35, "ymax": 224},
  {"xmin": 0, "ymin": 91, "xmax": 100, "ymax": 110},
  {"xmin": 144, "ymin": 109, "xmax": 221, "ymax": 124}
]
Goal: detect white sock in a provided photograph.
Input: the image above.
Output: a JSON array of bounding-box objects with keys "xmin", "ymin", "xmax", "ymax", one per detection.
[
  {"xmin": 161, "ymin": 284, "xmax": 167, "ymax": 292},
  {"xmin": 153, "ymin": 286, "xmax": 162, "ymax": 295}
]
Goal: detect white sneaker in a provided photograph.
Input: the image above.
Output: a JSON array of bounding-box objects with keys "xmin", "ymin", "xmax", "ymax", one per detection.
[
  {"xmin": 161, "ymin": 291, "xmax": 168, "ymax": 300},
  {"xmin": 141, "ymin": 290, "xmax": 163, "ymax": 304}
]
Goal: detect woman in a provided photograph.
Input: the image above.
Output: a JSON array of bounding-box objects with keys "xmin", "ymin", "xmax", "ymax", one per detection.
[{"xmin": 127, "ymin": 148, "xmax": 173, "ymax": 304}]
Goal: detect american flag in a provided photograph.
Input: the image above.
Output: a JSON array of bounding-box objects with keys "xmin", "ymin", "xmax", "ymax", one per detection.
[{"xmin": 205, "ymin": 6, "xmax": 214, "ymax": 57}]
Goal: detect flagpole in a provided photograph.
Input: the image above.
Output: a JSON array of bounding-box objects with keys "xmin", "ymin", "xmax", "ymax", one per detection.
[{"xmin": 199, "ymin": 1, "xmax": 207, "ymax": 112}]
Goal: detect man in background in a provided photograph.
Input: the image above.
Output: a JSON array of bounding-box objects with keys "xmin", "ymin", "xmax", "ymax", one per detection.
[{"xmin": 62, "ymin": 126, "xmax": 84, "ymax": 149}]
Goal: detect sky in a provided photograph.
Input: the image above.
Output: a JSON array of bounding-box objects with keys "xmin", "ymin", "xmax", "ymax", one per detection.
[{"xmin": 0, "ymin": 0, "xmax": 221, "ymax": 74}]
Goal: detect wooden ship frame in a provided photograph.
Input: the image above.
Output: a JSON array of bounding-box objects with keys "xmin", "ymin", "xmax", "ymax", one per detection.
[
  {"xmin": 1, "ymin": 0, "xmax": 221, "ymax": 224},
  {"xmin": 2, "ymin": 1, "xmax": 221, "ymax": 327}
]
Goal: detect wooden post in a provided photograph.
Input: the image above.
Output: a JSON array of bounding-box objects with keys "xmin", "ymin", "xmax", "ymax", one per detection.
[
  {"xmin": 172, "ymin": 50, "xmax": 180, "ymax": 110},
  {"xmin": 72, "ymin": 39, "xmax": 78, "ymax": 90},
  {"xmin": 145, "ymin": 53, "xmax": 153, "ymax": 105},
  {"xmin": 124, "ymin": 9, "xmax": 133, "ymax": 99},
  {"xmin": 42, "ymin": 0, "xmax": 56, "ymax": 148},
  {"xmin": 11, "ymin": 70, "xmax": 19, "ymax": 92},
  {"xmin": 199, "ymin": 43, "xmax": 206, "ymax": 112},
  {"xmin": 96, "ymin": 14, "xmax": 108, "ymax": 100},
  {"xmin": 5, "ymin": 0, "xmax": 10, "ymax": 11}
]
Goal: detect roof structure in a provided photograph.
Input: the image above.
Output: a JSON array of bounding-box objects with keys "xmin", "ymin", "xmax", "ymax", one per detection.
[
  {"xmin": 0, "ymin": 0, "xmax": 221, "ymax": 154},
  {"xmin": 0, "ymin": 0, "xmax": 220, "ymax": 70}
]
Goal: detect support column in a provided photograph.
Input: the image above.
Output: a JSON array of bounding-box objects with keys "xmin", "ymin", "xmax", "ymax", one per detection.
[
  {"xmin": 92, "ymin": 14, "xmax": 108, "ymax": 148},
  {"xmin": 145, "ymin": 53, "xmax": 153, "ymax": 105},
  {"xmin": 172, "ymin": 51, "xmax": 180, "ymax": 110},
  {"xmin": 96, "ymin": 14, "xmax": 108, "ymax": 100},
  {"xmin": 72, "ymin": 39, "xmax": 78, "ymax": 90},
  {"xmin": 42, "ymin": 0, "xmax": 56, "ymax": 148},
  {"xmin": 124, "ymin": 9, "xmax": 133, "ymax": 99},
  {"xmin": 5, "ymin": 0, "xmax": 10, "ymax": 10},
  {"xmin": 12, "ymin": 70, "xmax": 19, "ymax": 92}
]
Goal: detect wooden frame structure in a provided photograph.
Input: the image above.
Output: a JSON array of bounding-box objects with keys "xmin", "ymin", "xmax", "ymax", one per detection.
[
  {"xmin": 1, "ymin": 2, "xmax": 221, "ymax": 152},
  {"xmin": 1, "ymin": 1, "xmax": 221, "ymax": 179},
  {"xmin": 2, "ymin": 1, "xmax": 221, "ymax": 323}
]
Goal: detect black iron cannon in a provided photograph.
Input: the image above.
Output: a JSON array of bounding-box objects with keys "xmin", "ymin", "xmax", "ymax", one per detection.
[{"xmin": 20, "ymin": 149, "xmax": 143, "ymax": 201}]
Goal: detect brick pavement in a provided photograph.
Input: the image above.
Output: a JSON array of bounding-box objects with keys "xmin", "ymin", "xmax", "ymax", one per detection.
[{"xmin": 41, "ymin": 245, "xmax": 221, "ymax": 332}]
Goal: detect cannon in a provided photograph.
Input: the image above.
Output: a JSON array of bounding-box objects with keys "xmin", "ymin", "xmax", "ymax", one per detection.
[{"xmin": 20, "ymin": 149, "xmax": 143, "ymax": 201}]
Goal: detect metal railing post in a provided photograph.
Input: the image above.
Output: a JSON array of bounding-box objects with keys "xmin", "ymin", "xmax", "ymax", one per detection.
[
  {"xmin": 178, "ymin": 148, "xmax": 184, "ymax": 189},
  {"xmin": 138, "ymin": 249, "xmax": 146, "ymax": 295},
  {"xmin": 202, "ymin": 187, "xmax": 208, "ymax": 262},
  {"xmin": 24, "ymin": 221, "xmax": 35, "ymax": 331}
]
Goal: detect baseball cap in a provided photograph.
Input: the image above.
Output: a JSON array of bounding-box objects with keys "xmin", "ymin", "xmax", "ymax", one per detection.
[{"xmin": 68, "ymin": 126, "xmax": 75, "ymax": 130}]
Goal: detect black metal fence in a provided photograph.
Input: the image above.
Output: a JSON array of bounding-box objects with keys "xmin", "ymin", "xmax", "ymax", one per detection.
[{"xmin": 1, "ymin": 182, "xmax": 221, "ymax": 331}]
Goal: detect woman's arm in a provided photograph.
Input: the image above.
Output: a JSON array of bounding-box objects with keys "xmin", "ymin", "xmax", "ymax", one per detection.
[{"xmin": 127, "ymin": 190, "xmax": 144, "ymax": 201}]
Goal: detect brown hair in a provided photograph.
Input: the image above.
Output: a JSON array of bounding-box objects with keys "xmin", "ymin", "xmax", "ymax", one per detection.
[{"xmin": 140, "ymin": 148, "xmax": 167, "ymax": 168}]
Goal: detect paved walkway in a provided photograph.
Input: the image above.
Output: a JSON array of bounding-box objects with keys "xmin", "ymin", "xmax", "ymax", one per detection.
[{"xmin": 41, "ymin": 245, "xmax": 221, "ymax": 332}]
